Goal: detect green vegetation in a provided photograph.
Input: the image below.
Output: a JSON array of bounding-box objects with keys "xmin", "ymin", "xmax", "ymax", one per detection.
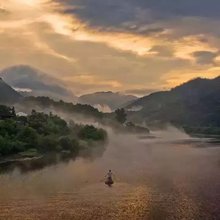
[
  {"xmin": 115, "ymin": 108, "xmax": 127, "ymax": 124},
  {"xmin": 78, "ymin": 125, "xmax": 107, "ymax": 141},
  {"xmin": 21, "ymin": 96, "xmax": 103, "ymax": 120},
  {"xmin": 0, "ymin": 105, "xmax": 107, "ymax": 157},
  {"xmin": 19, "ymin": 97, "xmax": 150, "ymax": 135},
  {"xmin": 183, "ymin": 126, "xmax": 220, "ymax": 136},
  {"xmin": 125, "ymin": 122, "xmax": 150, "ymax": 134},
  {"xmin": 0, "ymin": 105, "xmax": 15, "ymax": 119},
  {"xmin": 127, "ymin": 77, "xmax": 220, "ymax": 135}
]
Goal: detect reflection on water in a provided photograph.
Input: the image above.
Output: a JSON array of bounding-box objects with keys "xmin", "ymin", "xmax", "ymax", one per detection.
[
  {"xmin": 0, "ymin": 154, "xmax": 72, "ymax": 174},
  {"xmin": 0, "ymin": 130, "xmax": 219, "ymax": 220},
  {"xmin": 0, "ymin": 144, "xmax": 106, "ymax": 175}
]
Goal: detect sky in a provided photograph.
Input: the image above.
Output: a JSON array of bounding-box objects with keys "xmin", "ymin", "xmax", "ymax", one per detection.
[{"xmin": 0, "ymin": 0, "xmax": 220, "ymax": 96}]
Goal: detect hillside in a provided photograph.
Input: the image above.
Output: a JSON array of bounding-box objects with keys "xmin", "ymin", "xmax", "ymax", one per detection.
[
  {"xmin": 0, "ymin": 65, "xmax": 76, "ymax": 102},
  {"xmin": 17, "ymin": 96, "xmax": 104, "ymax": 121},
  {"xmin": 79, "ymin": 91, "xmax": 137, "ymax": 112},
  {"xmin": 0, "ymin": 78, "xmax": 22, "ymax": 104},
  {"xmin": 127, "ymin": 77, "xmax": 220, "ymax": 133},
  {"xmin": 0, "ymin": 105, "xmax": 107, "ymax": 158}
]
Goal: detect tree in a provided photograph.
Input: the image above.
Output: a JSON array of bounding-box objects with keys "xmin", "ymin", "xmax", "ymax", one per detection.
[
  {"xmin": 38, "ymin": 135, "xmax": 58, "ymax": 152},
  {"xmin": 115, "ymin": 108, "xmax": 127, "ymax": 124},
  {"xmin": 10, "ymin": 107, "xmax": 16, "ymax": 117},
  {"xmin": 0, "ymin": 105, "xmax": 108, "ymax": 157},
  {"xmin": 59, "ymin": 136, "xmax": 80, "ymax": 153},
  {"xmin": 0, "ymin": 105, "xmax": 13, "ymax": 119},
  {"xmin": 78, "ymin": 125, "xmax": 107, "ymax": 141},
  {"xmin": 17, "ymin": 127, "xmax": 38, "ymax": 147}
]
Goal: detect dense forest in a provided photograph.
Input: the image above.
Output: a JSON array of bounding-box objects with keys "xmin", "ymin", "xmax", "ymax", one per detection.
[
  {"xmin": 127, "ymin": 77, "xmax": 220, "ymax": 135},
  {"xmin": 0, "ymin": 105, "xmax": 107, "ymax": 157},
  {"xmin": 18, "ymin": 97, "xmax": 149, "ymax": 135},
  {"xmin": 20, "ymin": 96, "xmax": 103, "ymax": 120}
]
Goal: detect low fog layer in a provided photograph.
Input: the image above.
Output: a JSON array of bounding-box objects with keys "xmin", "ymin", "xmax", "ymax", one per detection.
[
  {"xmin": 0, "ymin": 126, "xmax": 219, "ymax": 219},
  {"xmin": 0, "ymin": 127, "xmax": 219, "ymax": 196}
]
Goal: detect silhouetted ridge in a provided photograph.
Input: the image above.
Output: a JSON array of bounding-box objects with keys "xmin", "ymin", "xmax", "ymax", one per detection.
[
  {"xmin": 0, "ymin": 78, "xmax": 22, "ymax": 104},
  {"xmin": 127, "ymin": 76, "xmax": 220, "ymax": 131}
]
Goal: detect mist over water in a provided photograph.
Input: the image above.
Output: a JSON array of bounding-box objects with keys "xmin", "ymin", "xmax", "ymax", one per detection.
[{"xmin": 0, "ymin": 128, "xmax": 220, "ymax": 219}]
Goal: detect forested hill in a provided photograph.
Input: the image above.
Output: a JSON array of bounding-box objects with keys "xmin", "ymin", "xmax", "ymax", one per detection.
[
  {"xmin": 19, "ymin": 96, "xmax": 104, "ymax": 120},
  {"xmin": 79, "ymin": 91, "xmax": 137, "ymax": 111},
  {"xmin": 0, "ymin": 105, "xmax": 107, "ymax": 157},
  {"xmin": 127, "ymin": 77, "xmax": 220, "ymax": 134},
  {"xmin": 0, "ymin": 78, "xmax": 103, "ymax": 120}
]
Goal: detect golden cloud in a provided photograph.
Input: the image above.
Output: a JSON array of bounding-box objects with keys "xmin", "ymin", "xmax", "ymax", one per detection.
[{"xmin": 0, "ymin": 0, "xmax": 219, "ymax": 94}]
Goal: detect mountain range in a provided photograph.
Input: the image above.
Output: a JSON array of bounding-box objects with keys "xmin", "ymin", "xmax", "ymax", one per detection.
[
  {"xmin": 0, "ymin": 65, "xmax": 137, "ymax": 111},
  {"xmin": 0, "ymin": 64, "xmax": 219, "ymax": 134},
  {"xmin": 127, "ymin": 76, "xmax": 220, "ymax": 130},
  {"xmin": 0, "ymin": 65, "xmax": 76, "ymax": 102},
  {"xmin": 79, "ymin": 91, "xmax": 137, "ymax": 112}
]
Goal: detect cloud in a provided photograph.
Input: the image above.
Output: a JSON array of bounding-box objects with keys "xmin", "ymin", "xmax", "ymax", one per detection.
[
  {"xmin": 57, "ymin": 1, "xmax": 220, "ymax": 47},
  {"xmin": 149, "ymin": 45, "xmax": 174, "ymax": 57},
  {"xmin": 192, "ymin": 51, "xmax": 218, "ymax": 65},
  {"xmin": 0, "ymin": 7, "xmax": 9, "ymax": 14},
  {"xmin": 0, "ymin": 0, "xmax": 220, "ymax": 96},
  {"xmin": 59, "ymin": 0, "xmax": 220, "ymax": 32}
]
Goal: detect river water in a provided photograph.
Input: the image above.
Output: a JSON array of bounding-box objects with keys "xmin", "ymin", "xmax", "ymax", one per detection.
[{"xmin": 0, "ymin": 128, "xmax": 219, "ymax": 220}]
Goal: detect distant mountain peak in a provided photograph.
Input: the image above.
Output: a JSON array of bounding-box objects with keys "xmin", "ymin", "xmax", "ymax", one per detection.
[
  {"xmin": 127, "ymin": 76, "xmax": 220, "ymax": 128},
  {"xmin": 172, "ymin": 77, "xmax": 216, "ymax": 90},
  {"xmin": 79, "ymin": 91, "xmax": 137, "ymax": 111},
  {"xmin": 0, "ymin": 65, "xmax": 77, "ymax": 102}
]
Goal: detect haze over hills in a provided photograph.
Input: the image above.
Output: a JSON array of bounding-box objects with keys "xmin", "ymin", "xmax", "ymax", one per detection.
[
  {"xmin": 0, "ymin": 78, "xmax": 104, "ymax": 121},
  {"xmin": 78, "ymin": 91, "xmax": 137, "ymax": 112},
  {"xmin": 0, "ymin": 65, "xmax": 219, "ymax": 135},
  {"xmin": 0, "ymin": 65, "xmax": 77, "ymax": 102},
  {"xmin": 127, "ymin": 76, "xmax": 220, "ymax": 131},
  {"xmin": 0, "ymin": 65, "xmax": 137, "ymax": 111},
  {"xmin": 0, "ymin": 78, "xmax": 22, "ymax": 104}
]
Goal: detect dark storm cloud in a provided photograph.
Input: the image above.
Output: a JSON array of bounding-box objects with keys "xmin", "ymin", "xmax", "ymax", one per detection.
[
  {"xmin": 2, "ymin": 0, "xmax": 220, "ymax": 95},
  {"xmin": 59, "ymin": 0, "xmax": 220, "ymax": 30},
  {"xmin": 192, "ymin": 51, "xmax": 218, "ymax": 65},
  {"xmin": 61, "ymin": 0, "xmax": 137, "ymax": 27},
  {"xmin": 135, "ymin": 0, "xmax": 220, "ymax": 18}
]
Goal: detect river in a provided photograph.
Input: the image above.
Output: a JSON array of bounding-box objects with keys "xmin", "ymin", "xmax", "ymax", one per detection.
[{"xmin": 0, "ymin": 128, "xmax": 219, "ymax": 220}]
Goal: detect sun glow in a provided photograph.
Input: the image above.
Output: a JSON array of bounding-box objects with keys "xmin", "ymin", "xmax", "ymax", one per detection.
[
  {"xmin": 17, "ymin": 0, "xmax": 48, "ymax": 7},
  {"xmin": 0, "ymin": 0, "xmax": 219, "ymax": 92}
]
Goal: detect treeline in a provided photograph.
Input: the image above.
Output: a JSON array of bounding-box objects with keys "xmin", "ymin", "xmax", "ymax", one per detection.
[
  {"xmin": 183, "ymin": 126, "xmax": 220, "ymax": 136},
  {"xmin": 19, "ymin": 97, "xmax": 150, "ymax": 134},
  {"xmin": 20, "ymin": 96, "xmax": 103, "ymax": 119},
  {"xmin": 0, "ymin": 105, "xmax": 107, "ymax": 157}
]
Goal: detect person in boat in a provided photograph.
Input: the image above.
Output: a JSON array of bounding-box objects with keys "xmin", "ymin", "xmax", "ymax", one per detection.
[{"xmin": 105, "ymin": 169, "xmax": 114, "ymax": 185}]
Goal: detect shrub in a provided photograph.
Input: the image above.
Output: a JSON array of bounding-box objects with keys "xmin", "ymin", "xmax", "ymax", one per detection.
[
  {"xmin": 78, "ymin": 125, "xmax": 107, "ymax": 141},
  {"xmin": 59, "ymin": 136, "xmax": 80, "ymax": 153}
]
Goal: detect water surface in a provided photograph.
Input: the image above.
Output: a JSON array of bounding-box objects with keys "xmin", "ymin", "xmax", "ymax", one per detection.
[{"xmin": 0, "ymin": 129, "xmax": 219, "ymax": 220}]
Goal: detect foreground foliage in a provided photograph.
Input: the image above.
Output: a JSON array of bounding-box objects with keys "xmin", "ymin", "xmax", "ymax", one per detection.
[{"xmin": 0, "ymin": 106, "xmax": 107, "ymax": 157}]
